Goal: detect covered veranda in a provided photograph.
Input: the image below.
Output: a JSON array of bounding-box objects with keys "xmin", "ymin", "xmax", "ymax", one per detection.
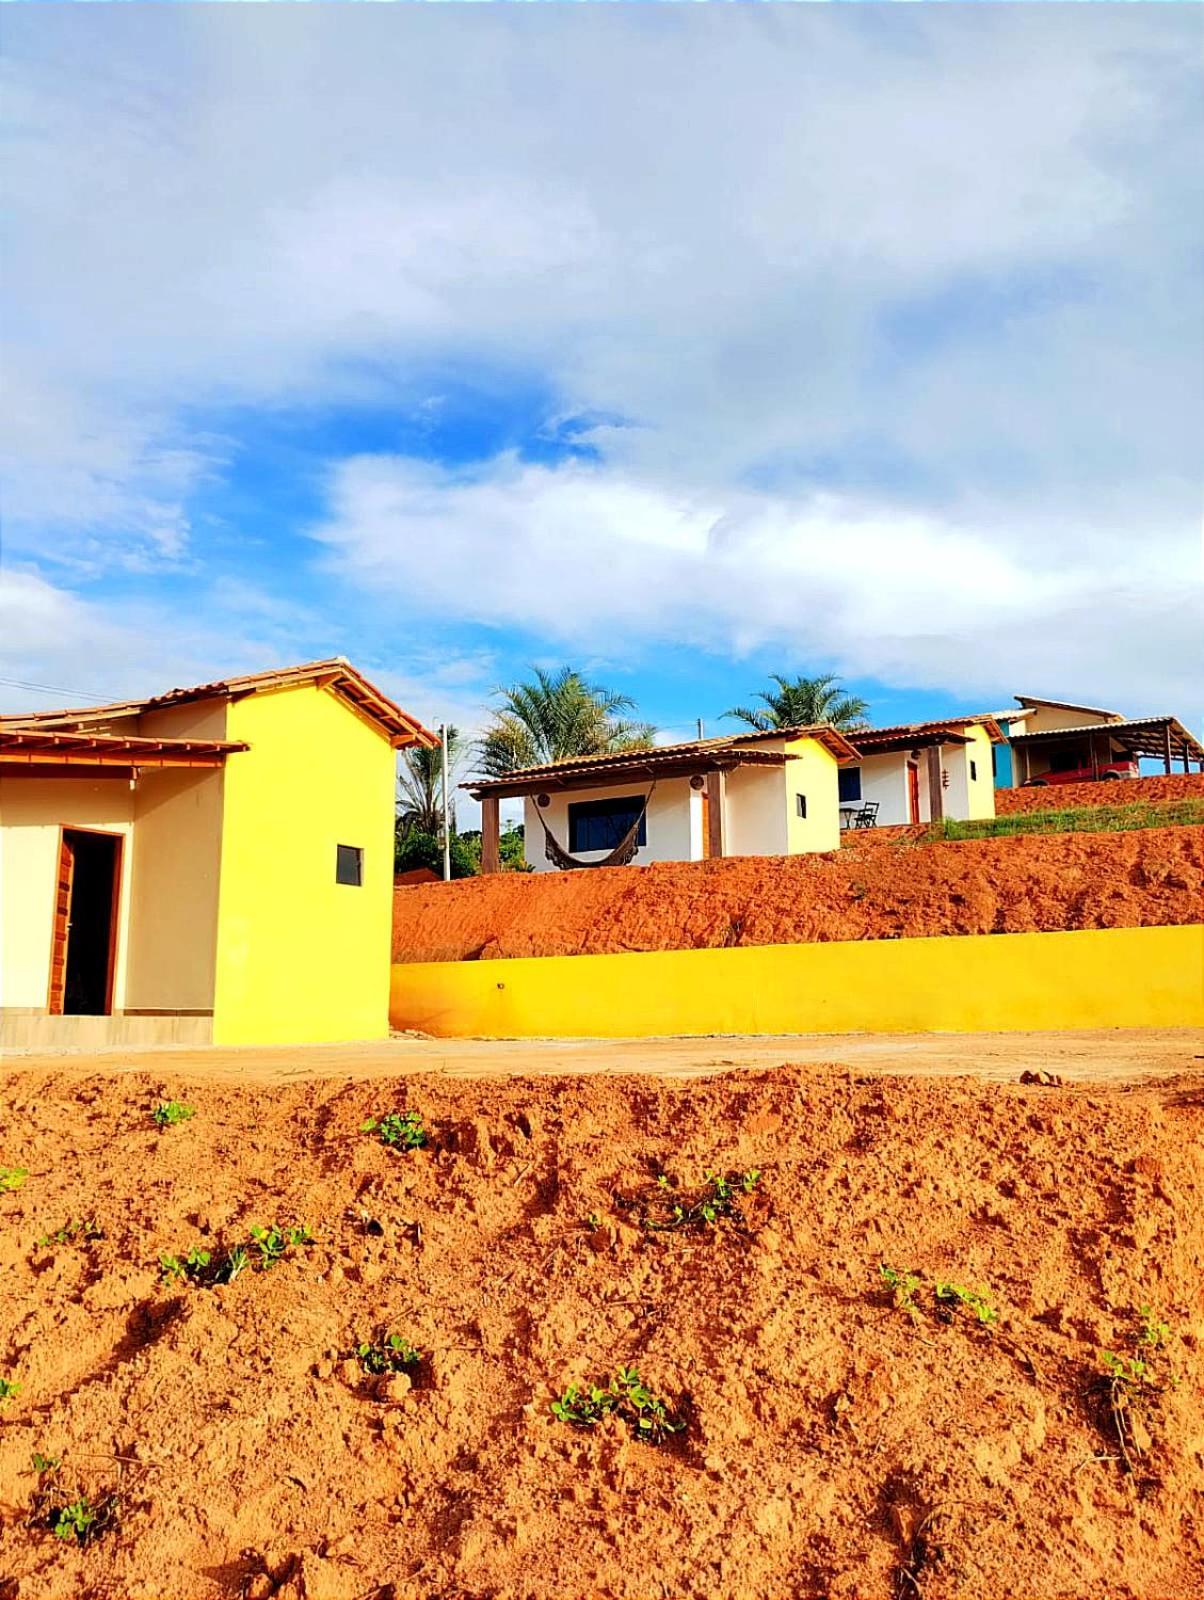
[{"xmin": 1008, "ymin": 716, "xmax": 1204, "ymax": 782}]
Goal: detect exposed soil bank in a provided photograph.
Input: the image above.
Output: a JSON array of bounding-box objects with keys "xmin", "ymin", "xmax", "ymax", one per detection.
[
  {"xmin": 996, "ymin": 772, "xmax": 1204, "ymax": 814},
  {"xmin": 392, "ymin": 825, "xmax": 1204, "ymax": 963},
  {"xmin": 1, "ymin": 1064, "xmax": 1201, "ymax": 1599}
]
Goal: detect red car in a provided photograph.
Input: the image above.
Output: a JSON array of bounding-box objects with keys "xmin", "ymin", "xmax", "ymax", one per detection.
[{"xmin": 1023, "ymin": 759, "xmax": 1138, "ymax": 787}]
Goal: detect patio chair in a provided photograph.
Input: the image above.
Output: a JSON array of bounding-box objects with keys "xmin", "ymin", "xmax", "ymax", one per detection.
[{"xmin": 853, "ymin": 801, "xmax": 879, "ymax": 829}]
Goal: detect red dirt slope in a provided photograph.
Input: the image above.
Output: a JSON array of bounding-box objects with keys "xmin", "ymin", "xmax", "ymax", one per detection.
[
  {"xmin": 997, "ymin": 772, "xmax": 1204, "ymax": 814},
  {"xmin": 0, "ymin": 1063, "xmax": 1201, "ymax": 1599},
  {"xmin": 392, "ymin": 824, "xmax": 1204, "ymax": 963}
]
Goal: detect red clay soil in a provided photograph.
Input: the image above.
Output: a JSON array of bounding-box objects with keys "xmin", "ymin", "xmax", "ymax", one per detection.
[
  {"xmin": 997, "ymin": 773, "xmax": 1204, "ymax": 814},
  {"xmin": 1, "ymin": 1064, "xmax": 1202, "ymax": 1600},
  {"xmin": 392, "ymin": 825, "xmax": 1204, "ymax": 963}
]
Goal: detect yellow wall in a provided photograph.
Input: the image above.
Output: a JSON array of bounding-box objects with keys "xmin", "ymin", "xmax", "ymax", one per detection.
[
  {"xmin": 390, "ymin": 924, "xmax": 1204, "ymax": 1039},
  {"xmin": 783, "ymin": 738, "xmax": 841, "ymax": 854},
  {"xmin": 964, "ymin": 725, "xmax": 997, "ymax": 820},
  {"xmin": 213, "ymin": 683, "xmax": 396, "ymax": 1044},
  {"xmin": 0, "ymin": 777, "xmax": 135, "ymax": 1009}
]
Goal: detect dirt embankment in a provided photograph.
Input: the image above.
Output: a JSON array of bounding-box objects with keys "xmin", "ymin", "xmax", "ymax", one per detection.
[
  {"xmin": 1, "ymin": 1064, "xmax": 1201, "ymax": 1600},
  {"xmin": 996, "ymin": 772, "xmax": 1204, "ymax": 814},
  {"xmin": 392, "ymin": 825, "xmax": 1204, "ymax": 963}
]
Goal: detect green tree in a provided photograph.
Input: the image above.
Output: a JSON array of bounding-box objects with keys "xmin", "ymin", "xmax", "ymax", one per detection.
[
  {"xmin": 476, "ymin": 667, "xmax": 654, "ymax": 778},
  {"xmin": 394, "ymin": 826, "xmax": 479, "ymax": 880},
  {"xmin": 397, "ymin": 725, "xmax": 465, "ymax": 836},
  {"xmin": 723, "ymin": 673, "xmax": 870, "ymax": 733}
]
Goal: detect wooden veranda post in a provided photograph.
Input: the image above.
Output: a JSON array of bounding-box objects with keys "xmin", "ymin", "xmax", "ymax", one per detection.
[
  {"xmin": 481, "ymin": 795, "xmax": 500, "ymax": 874},
  {"xmin": 705, "ymin": 770, "xmax": 726, "ymax": 858},
  {"xmin": 1163, "ymin": 723, "xmax": 1173, "ymax": 775},
  {"xmin": 925, "ymin": 746, "xmax": 944, "ymax": 823}
]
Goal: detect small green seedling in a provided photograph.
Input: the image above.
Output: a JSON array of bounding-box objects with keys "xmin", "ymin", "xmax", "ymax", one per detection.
[
  {"xmin": 614, "ymin": 1366, "xmax": 686, "ymax": 1445},
  {"xmin": 160, "ymin": 1238, "xmax": 253, "ymax": 1288},
  {"xmin": 551, "ymin": 1368, "xmax": 686, "ymax": 1445},
  {"xmin": 639, "ymin": 1169, "xmax": 761, "ymax": 1231},
  {"xmin": 880, "ymin": 1264, "xmax": 923, "ymax": 1318},
  {"xmin": 0, "ymin": 1377, "xmax": 20, "ymax": 1402},
  {"xmin": 1102, "ymin": 1352, "xmax": 1150, "ymax": 1388},
  {"xmin": 37, "ymin": 1218, "xmax": 104, "ymax": 1250},
  {"xmin": 935, "ymin": 1281, "xmax": 999, "ymax": 1326},
  {"xmin": 354, "ymin": 1332, "xmax": 422, "ymax": 1376},
  {"xmin": 160, "ymin": 1246, "xmax": 213, "ymax": 1284},
  {"xmin": 151, "ymin": 1100, "xmax": 195, "ymax": 1129},
  {"xmin": 1098, "ymin": 1350, "xmax": 1160, "ymax": 1475},
  {"xmin": 1, "ymin": 1167, "xmax": 29, "ymax": 1192},
  {"xmin": 1137, "ymin": 1305, "xmax": 1170, "ymax": 1350},
  {"xmin": 249, "ymin": 1223, "xmax": 312, "ymax": 1269},
  {"xmin": 27, "ymin": 1456, "xmax": 121, "ymax": 1546},
  {"xmin": 551, "ymin": 1383, "xmax": 619, "ymax": 1429},
  {"xmin": 361, "ymin": 1111, "xmax": 428, "ymax": 1152}
]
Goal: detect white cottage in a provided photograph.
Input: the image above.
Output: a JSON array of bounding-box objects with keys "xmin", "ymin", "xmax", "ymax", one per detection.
[{"xmin": 468, "ymin": 726, "xmax": 860, "ymax": 872}]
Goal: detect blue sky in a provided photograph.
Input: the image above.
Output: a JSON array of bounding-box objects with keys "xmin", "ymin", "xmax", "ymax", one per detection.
[{"xmin": 2, "ymin": 4, "xmax": 1200, "ymax": 786}]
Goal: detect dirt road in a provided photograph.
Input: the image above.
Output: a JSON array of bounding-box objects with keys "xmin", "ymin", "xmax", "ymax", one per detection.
[{"xmin": 3, "ymin": 1025, "xmax": 1200, "ymax": 1087}]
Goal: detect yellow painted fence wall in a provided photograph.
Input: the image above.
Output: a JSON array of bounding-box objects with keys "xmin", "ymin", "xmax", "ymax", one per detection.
[{"xmin": 391, "ymin": 924, "xmax": 1204, "ymax": 1039}]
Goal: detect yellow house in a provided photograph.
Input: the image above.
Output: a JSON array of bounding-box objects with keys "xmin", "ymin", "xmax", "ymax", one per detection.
[
  {"xmin": 468, "ymin": 725, "xmax": 859, "ymax": 871},
  {"xmin": 0, "ymin": 660, "xmax": 435, "ymax": 1049}
]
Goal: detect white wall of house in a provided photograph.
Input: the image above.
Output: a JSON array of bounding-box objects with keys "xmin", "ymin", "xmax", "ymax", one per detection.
[
  {"xmin": 522, "ymin": 777, "xmax": 700, "ymax": 871},
  {"xmin": 724, "ymin": 764, "xmax": 790, "ymax": 857},
  {"xmin": 853, "ymin": 754, "xmax": 916, "ymax": 826},
  {"xmin": 0, "ymin": 777, "xmax": 136, "ymax": 1010}
]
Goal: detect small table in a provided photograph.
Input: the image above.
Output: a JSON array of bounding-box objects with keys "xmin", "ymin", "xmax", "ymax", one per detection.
[{"xmin": 839, "ymin": 807, "xmax": 859, "ymax": 831}]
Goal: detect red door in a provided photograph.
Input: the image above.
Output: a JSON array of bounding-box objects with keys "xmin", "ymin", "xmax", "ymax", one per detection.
[
  {"xmin": 47, "ymin": 832, "xmax": 76, "ymax": 1014},
  {"xmin": 907, "ymin": 761, "xmax": 920, "ymax": 825}
]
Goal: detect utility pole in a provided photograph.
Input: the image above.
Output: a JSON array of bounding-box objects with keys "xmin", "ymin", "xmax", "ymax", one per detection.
[
  {"xmin": 440, "ymin": 722, "xmax": 451, "ymax": 882},
  {"xmin": 697, "ymin": 717, "xmax": 705, "ymax": 740}
]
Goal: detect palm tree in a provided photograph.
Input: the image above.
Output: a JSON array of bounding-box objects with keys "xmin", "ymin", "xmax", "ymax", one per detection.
[
  {"xmin": 397, "ymin": 724, "xmax": 464, "ymax": 836},
  {"xmin": 724, "ymin": 673, "xmax": 870, "ymax": 733},
  {"xmin": 476, "ymin": 667, "xmax": 655, "ymax": 778}
]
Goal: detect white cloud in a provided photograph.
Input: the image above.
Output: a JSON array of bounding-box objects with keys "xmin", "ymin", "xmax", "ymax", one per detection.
[
  {"xmin": 311, "ymin": 452, "xmax": 1203, "ymax": 715},
  {"xmin": 1, "ymin": 6, "xmax": 1200, "ymax": 712}
]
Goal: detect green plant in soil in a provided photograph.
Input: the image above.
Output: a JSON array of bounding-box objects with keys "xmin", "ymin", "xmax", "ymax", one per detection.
[
  {"xmin": 880, "ymin": 1264, "xmax": 923, "ymax": 1318},
  {"xmin": 0, "ymin": 1377, "xmax": 20, "ymax": 1402},
  {"xmin": 934, "ymin": 1281, "xmax": 999, "ymax": 1326},
  {"xmin": 1137, "ymin": 1305, "xmax": 1170, "ymax": 1349},
  {"xmin": 551, "ymin": 1367, "xmax": 686, "ymax": 1445},
  {"xmin": 361, "ymin": 1111, "xmax": 428, "ymax": 1151},
  {"xmin": 37, "ymin": 1218, "xmax": 105, "ymax": 1250},
  {"xmin": 151, "ymin": 1100, "xmax": 195, "ymax": 1129},
  {"xmin": 1098, "ymin": 1351, "xmax": 1160, "ymax": 1475},
  {"xmin": 353, "ymin": 1332, "xmax": 422, "ymax": 1375},
  {"xmin": 636, "ymin": 1169, "xmax": 761, "ymax": 1231},
  {"xmin": 1, "ymin": 1166, "xmax": 29, "ymax": 1192},
  {"xmin": 160, "ymin": 1224, "xmax": 309, "ymax": 1287},
  {"xmin": 27, "ymin": 1456, "xmax": 122, "ymax": 1547},
  {"xmin": 249, "ymin": 1223, "xmax": 312, "ymax": 1268}
]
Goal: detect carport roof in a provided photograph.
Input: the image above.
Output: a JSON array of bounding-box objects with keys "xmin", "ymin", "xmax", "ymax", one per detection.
[{"xmin": 1008, "ymin": 716, "xmax": 1203, "ymax": 761}]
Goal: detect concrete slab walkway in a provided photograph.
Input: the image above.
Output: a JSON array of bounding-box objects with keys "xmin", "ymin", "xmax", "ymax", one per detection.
[{"xmin": 2, "ymin": 1027, "xmax": 1200, "ymax": 1087}]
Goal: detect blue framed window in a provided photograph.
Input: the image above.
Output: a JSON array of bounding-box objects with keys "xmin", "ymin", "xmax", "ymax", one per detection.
[
  {"xmin": 568, "ymin": 795, "xmax": 648, "ymax": 852},
  {"xmin": 838, "ymin": 768, "xmax": 862, "ymax": 803}
]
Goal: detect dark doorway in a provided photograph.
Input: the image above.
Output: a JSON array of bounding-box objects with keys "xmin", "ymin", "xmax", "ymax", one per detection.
[{"xmin": 52, "ymin": 829, "xmax": 122, "ymax": 1016}]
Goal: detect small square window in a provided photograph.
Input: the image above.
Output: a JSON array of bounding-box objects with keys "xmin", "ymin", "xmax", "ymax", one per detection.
[
  {"xmin": 336, "ymin": 844, "xmax": 363, "ymax": 886},
  {"xmin": 795, "ymin": 793, "xmax": 807, "ymax": 819}
]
